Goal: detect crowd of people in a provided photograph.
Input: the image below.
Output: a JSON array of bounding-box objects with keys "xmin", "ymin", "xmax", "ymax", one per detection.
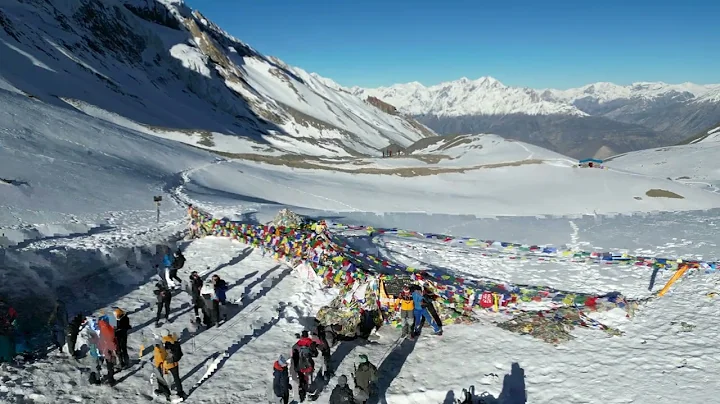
[
  {"xmin": 0, "ymin": 234, "xmax": 453, "ymax": 404},
  {"xmin": 270, "ymin": 328, "xmax": 379, "ymax": 404}
]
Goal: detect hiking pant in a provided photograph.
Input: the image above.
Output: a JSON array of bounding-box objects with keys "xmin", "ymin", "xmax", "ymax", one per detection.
[
  {"xmin": 156, "ymin": 299, "xmax": 170, "ymax": 322},
  {"xmin": 413, "ymin": 309, "xmax": 439, "ymax": 334},
  {"xmin": 105, "ymin": 355, "xmax": 116, "ymax": 382},
  {"xmin": 400, "ymin": 310, "xmax": 414, "ymax": 336},
  {"xmin": 0, "ymin": 335, "xmax": 15, "ymax": 362},
  {"xmin": 67, "ymin": 332, "xmax": 78, "ymax": 357},
  {"xmin": 168, "ymin": 365, "xmax": 185, "ymax": 395},
  {"xmin": 52, "ymin": 328, "xmax": 66, "ymax": 351},
  {"xmin": 116, "ymin": 333, "xmax": 130, "ymax": 367},
  {"xmin": 169, "ymin": 269, "xmax": 182, "ymax": 285},
  {"xmin": 154, "ymin": 366, "xmax": 172, "ymax": 396},
  {"xmin": 419, "ymin": 304, "xmax": 443, "ymax": 331}
]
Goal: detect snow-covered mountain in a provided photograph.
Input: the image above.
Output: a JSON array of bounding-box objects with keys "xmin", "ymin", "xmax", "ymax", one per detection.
[
  {"xmin": 352, "ymin": 77, "xmax": 587, "ymax": 117},
  {"xmin": 355, "ymin": 78, "xmax": 720, "ymax": 159},
  {"xmin": 0, "ymin": 0, "xmax": 434, "ymax": 158}
]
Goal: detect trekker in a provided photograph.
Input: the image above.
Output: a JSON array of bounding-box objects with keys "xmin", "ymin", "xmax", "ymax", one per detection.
[
  {"xmin": 189, "ymin": 271, "xmax": 210, "ymax": 325},
  {"xmin": 211, "ymin": 275, "xmax": 228, "ymax": 326},
  {"xmin": 353, "ymin": 354, "xmax": 378, "ymax": 404},
  {"xmin": 418, "ymin": 286, "xmax": 443, "ymax": 334},
  {"xmin": 272, "ymin": 354, "xmax": 290, "ymax": 404},
  {"xmin": 412, "ymin": 286, "xmax": 441, "ymax": 336},
  {"xmin": 168, "ymin": 250, "xmax": 184, "ymax": 285},
  {"xmin": 0, "ymin": 298, "xmax": 18, "ymax": 362},
  {"xmin": 47, "ymin": 299, "xmax": 68, "ymax": 353},
  {"xmin": 154, "ymin": 282, "xmax": 172, "ymax": 327},
  {"xmin": 328, "ymin": 375, "xmax": 354, "ymax": 404},
  {"xmin": 397, "ymin": 286, "xmax": 415, "ymax": 338},
  {"xmin": 97, "ymin": 318, "xmax": 117, "ymax": 385},
  {"xmin": 172, "ymin": 250, "xmax": 186, "ymax": 270},
  {"xmin": 311, "ymin": 328, "xmax": 331, "ymax": 379},
  {"xmin": 292, "ymin": 330, "xmax": 318, "ymax": 400},
  {"xmin": 114, "ymin": 308, "xmax": 131, "ymax": 368},
  {"xmin": 154, "ymin": 329, "xmax": 187, "ymax": 400},
  {"xmin": 66, "ymin": 314, "xmax": 85, "ymax": 359}
]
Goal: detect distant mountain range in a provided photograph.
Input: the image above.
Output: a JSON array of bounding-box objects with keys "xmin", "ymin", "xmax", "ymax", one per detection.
[{"xmin": 352, "ymin": 78, "xmax": 720, "ymax": 158}]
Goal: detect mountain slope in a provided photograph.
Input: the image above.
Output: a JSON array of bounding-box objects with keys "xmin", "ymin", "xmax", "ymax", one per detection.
[
  {"xmin": 0, "ymin": 0, "xmax": 433, "ymax": 158},
  {"xmin": 356, "ymin": 78, "xmax": 720, "ymax": 159}
]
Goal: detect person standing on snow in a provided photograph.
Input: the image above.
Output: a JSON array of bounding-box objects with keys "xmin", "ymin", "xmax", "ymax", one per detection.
[
  {"xmin": 154, "ymin": 282, "xmax": 172, "ymax": 327},
  {"xmin": 0, "ymin": 298, "xmax": 18, "ymax": 362},
  {"xmin": 66, "ymin": 313, "xmax": 85, "ymax": 359},
  {"xmin": 211, "ymin": 275, "xmax": 228, "ymax": 326},
  {"xmin": 353, "ymin": 354, "xmax": 378, "ymax": 404},
  {"xmin": 154, "ymin": 329, "xmax": 187, "ymax": 400},
  {"xmin": 292, "ymin": 330, "xmax": 318, "ymax": 400},
  {"xmin": 418, "ymin": 285, "xmax": 443, "ymax": 335},
  {"xmin": 168, "ymin": 250, "xmax": 184, "ymax": 286},
  {"xmin": 310, "ymin": 328, "xmax": 331, "ymax": 379},
  {"xmin": 189, "ymin": 271, "xmax": 207, "ymax": 323},
  {"xmin": 272, "ymin": 354, "xmax": 290, "ymax": 404},
  {"xmin": 97, "ymin": 318, "xmax": 118, "ymax": 385},
  {"xmin": 412, "ymin": 286, "xmax": 442, "ymax": 336},
  {"xmin": 114, "ymin": 308, "xmax": 131, "ymax": 368},
  {"xmin": 328, "ymin": 375, "xmax": 354, "ymax": 404},
  {"xmin": 397, "ymin": 285, "xmax": 415, "ymax": 338},
  {"xmin": 47, "ymin": 299, "xmax": 68, "ymax": 353}
]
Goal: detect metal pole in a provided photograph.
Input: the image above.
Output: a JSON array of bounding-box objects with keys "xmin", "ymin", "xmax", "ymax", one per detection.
[{"xmin": 156, "ymin": 202, "xmax": 160, "ymax": 224}]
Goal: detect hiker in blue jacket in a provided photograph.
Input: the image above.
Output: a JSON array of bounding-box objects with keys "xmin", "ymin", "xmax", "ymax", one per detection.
[{"xmin": 412, "ymin": 286, "xmax": 441, "ymax": 336}]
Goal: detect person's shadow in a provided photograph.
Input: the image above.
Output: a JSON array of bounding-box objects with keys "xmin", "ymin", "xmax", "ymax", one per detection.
[{"xmin": 450, "ymin": 362, "xmax": 526, "ymax": 404}]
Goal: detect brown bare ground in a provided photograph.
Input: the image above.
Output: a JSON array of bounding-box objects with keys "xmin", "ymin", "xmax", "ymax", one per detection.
[
  {"xmin": 645, "ymin": 189, "xmax": 685, "ymax": 199},
  {"xmin": 212, "ymin": 151, "xmax": 543, "ymax": 177}
]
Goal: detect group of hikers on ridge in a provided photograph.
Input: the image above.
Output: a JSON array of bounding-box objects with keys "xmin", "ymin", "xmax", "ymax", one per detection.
[{"xmin": 271, "ymin": 328, "xmax": 379, "ymax": 404}]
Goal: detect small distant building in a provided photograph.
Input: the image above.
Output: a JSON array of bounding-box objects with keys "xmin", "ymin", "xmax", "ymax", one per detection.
[
  {"xmin": 380, "ymin": 143, "xmax": 406, "ymax": 158},
  {"xmin": 578, "ymin": 158, "xmax": 604, "ymax": 168}
]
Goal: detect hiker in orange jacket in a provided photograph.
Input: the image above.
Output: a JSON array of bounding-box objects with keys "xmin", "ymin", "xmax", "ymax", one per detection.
[{"xmin": 152, "ymin": 330, "xmax": 186, "ymax": 400}]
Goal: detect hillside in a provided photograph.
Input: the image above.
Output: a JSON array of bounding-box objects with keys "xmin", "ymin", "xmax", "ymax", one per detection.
[
  {"xmin": 355, "ymin": 78, "xmax": 720, "ymax": 159},
  {"xmin": 0, "ymin": 0, "xmax": 433, "ymax": 158}
]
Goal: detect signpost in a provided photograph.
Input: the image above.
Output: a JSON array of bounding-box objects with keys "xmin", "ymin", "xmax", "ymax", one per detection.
[{"xmin": 154, "ymin": 196, "xmax": 162, "ymax": 223}]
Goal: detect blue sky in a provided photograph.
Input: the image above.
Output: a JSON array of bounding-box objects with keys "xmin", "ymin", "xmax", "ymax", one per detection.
[{"xmin": 184, "ymin": 0, "xmax": 718, "ymax": 89}]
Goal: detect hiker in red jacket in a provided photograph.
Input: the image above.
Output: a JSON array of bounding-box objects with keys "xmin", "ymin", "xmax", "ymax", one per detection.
[
  {"xmin": 292, "ymin": 331, "xmax": 318, "ymax": 400},
  {"xmin": 97, "ymin": 319, "xmax": 118, "ymax": 385}
]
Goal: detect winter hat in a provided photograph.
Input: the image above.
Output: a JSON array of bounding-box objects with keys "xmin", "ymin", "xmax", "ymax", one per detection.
[
  {"xmin": 278, "ymin": 354, "xmax": 287, "ymax": 367},
  {"xmin": 301, "ymin": 330, "xmax": 309, "ymax": 338},
  {"xmin": 359, "ymin": 354, "xmax": 369, "ymax": 363},
  {"xmin": 114, "ymin": 308, "xmax": 125, "ymax": 319},
  {"xmin": 337, "ymin": 375, "xmax": 347, "ymax": 386}
]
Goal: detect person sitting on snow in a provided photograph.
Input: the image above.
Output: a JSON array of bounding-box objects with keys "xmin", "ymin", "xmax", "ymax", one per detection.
[
  {"xmin": 272, "ymin": 354, "xmax": 290, "ymax": 404},
  {"xmin": 353, "ymin": 354, "xmax": 378, "ymax": 404},
  {"xmin": 329, "ymin": 375, "xmax": 354, "ymax": 404}
]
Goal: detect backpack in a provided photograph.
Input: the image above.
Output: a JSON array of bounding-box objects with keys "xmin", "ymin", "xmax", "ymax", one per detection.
[
  {"xmin": 165, "ymin": 340, "xmax": 183, "ymax": 362},
  {"xmin": 297, "ymin": 345, "xmax": 315, "ymax": 369}
]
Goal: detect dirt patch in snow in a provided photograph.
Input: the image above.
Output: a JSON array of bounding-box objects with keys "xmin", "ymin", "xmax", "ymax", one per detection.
[
  {"xmin": 645, "ymin": 189, "xmax": 685, "ymax": 199},
  {"xmin": 213, "ymin": 152, "xmax": 543, "ymax": 177}
]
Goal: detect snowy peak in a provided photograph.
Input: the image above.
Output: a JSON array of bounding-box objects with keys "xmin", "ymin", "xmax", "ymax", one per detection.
[
  {"xmin": 0, "ymin": 0, "xmax": 434, "ymax": 158},
  {"xmin": 353, "ymin": 76, "xmax": 586, "ymax": 117},
  {"xmin": 543, "ymin": 81, "xmax": 717, "ymax": 105}
]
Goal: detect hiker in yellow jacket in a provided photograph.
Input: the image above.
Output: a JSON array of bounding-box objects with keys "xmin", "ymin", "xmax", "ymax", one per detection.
[
  {"xmin": 397, "ymin": 286, "xmax": 415, "ymax": 339},
  {"xmin": 153, "ymin": 330, "xmax": 187, "ymax": 400}
]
